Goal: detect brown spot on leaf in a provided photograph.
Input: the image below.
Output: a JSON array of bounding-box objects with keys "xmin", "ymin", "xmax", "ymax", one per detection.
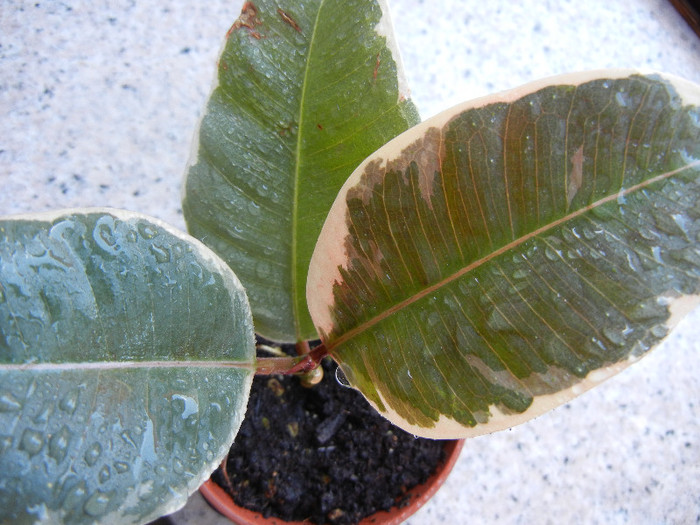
[
  {"xmin": 278, "ymin": 121, "xmax": 298, "ymax": 137},
  {"xmin": 352, "ymin": 127, "xmax": 442, "ymax": 209},
  {"xmin": 277, "ymin": 8, "xmax": 301, "ymax": 32},
  {"xmin": 227, "ymin": 2, "xmax": 263, "ymax": 39},
  {"xmin": 567, "ymin": 145, "xmax": 584, "ymax": 206},
  {"xmin": 373, "ymin": 53, "xmax": 381, "ymax": 82}
]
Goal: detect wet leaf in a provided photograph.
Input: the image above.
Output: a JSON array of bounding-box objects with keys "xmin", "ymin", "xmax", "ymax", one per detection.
[
  {"xmin": 308, "ymin": 71, "xmax": 700, "ymax": 438},
  {"xmin": 0, "ymin": 209, "xmax": 255, "ymax": 523},
  {"xmin": 183, "ymin": 0, "xmax": 419, "ymax": 342}
]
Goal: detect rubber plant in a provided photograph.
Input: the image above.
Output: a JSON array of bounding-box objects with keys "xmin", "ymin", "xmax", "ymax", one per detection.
[{"xmin": 1, "ymin": 1, "xmax": 699, "ymax": 525}]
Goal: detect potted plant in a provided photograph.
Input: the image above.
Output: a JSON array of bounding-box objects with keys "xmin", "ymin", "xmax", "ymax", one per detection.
[
  {"xmin": 180, "ymin": 1, "xmax": 464, "ymax": 521},
  {"xmin": 197, "ymin": 341, "xmax": 465, "ymax": 525},
  {"xmin": 1, "ymin": 1, "xmax": 699, "ymax": 525}
]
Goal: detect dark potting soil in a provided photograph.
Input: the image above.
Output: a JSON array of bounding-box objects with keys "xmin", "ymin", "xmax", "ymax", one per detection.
[{"xmin": 212, "ymin": 342, "xmax": 447, "ymax": 525}]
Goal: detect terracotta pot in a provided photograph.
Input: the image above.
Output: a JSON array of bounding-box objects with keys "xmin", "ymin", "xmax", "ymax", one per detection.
[{"xmin": 200, "ymin": 438, "xmax": 464, "ymax": 525}]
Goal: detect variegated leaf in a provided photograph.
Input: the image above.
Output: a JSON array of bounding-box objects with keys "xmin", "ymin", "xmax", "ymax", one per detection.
[
  {"xmin": 307, "ymin": 71, "xmax": 700, "ymax": 438},
  {"xmin": 183, "ymin": 0, "xmax": 420, "ymax": 342},
  {"xmin": 0, "ymin": 209, "xmax": 255, "ymax": 524}
]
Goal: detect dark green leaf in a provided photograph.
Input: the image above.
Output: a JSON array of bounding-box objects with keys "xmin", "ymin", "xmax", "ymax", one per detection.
[{"xmin": 183, "ymin": 0, "xmax": 419, "ymax": 342}]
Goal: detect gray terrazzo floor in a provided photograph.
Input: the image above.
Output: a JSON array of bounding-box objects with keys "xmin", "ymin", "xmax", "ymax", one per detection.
[{"xmin": 2, "ymin": 1, "xmax": 699, "ymax": 524}]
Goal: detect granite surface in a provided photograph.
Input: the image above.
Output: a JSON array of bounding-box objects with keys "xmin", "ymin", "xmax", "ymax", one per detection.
[{"xmin": 1, "ymin": 1, "xmax": 699, "ymax": 524}]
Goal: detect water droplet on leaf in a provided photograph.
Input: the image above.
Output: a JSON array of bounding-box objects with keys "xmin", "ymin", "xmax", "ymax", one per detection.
[
  {"xmin": 512, "ymin": 268, "xmax": 529, "ymax": 280},
  {"xmin": 335, "ymin": 364, "xmax": 355, "ymax": 388},
  {"xmin": 19, "ymin": 428, "xmax": 45, "ymax": 456},
  {"xmin": 84, "ymin": 442, "xmax": 102, "ymax": 466},
  {"xmin": 98, "ymin": 466, "xmax": 111, "ymax": 484},
  {"xmin": 114, "ymin": 461, "xmax": 130, "ymax": 474},
  {"xmin": 59, "ymin": 388, "xmax": 80, "ymax": 414},
  {"xmin": 544, "ymin": 246, "xmax": 560, "ymax": 261},
  {"xmin": 602, "ymin": 325, "xmax": 626, "ymax": 346},
  {"xmin": 0, "ymin": 435, "xmax": 12, "ymax": 454},
  {"xmin": 121, "ymin": 430, "xmax": 137, "ymax": 448},
  {"xmin": 173, "ymin": 458, "xmax": 184, "ymax": 474},
  {"xmin": 48, "ymin": 426, "xmax": 71, "ymax": 463},
  {"xmin": 0, "ymin": 393, "xmax": 22, "ymax": 412},
  {"xmin": 150, "ymin": 243, "xmax": 171, "ymax": 263},
  {"xmin": 426, "ymin": 311, "xmax": 440, "ymax": 327},
  {"xmin": 247, "ymin": 201, "xmax": 262, "ymax": 217},
  {"xmin": 138, "ymin": 223, "xmax": 156, "ymax": 239},
  {"xmin": 33, "ymin": 403, "xmax": 52, "ymax": 424},
  {"xmin": 83, "ymin": 490, "xmax": 111, "ymax": 517},
  {"xmin": 171, "ymin": 394, "xmax": 199, "ymax": 419},
  {"xmin": 93, "ymin": 219, "xmax": 120, "ymax": 253},
  {"xmin": 62, "ymin": 480, "xmax": 87, "ymax": 511}
]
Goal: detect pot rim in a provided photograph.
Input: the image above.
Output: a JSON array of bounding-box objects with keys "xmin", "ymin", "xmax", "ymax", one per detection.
[{"xmin": 200, "ymin": 438, "xmax": 464, "ymax": 525}]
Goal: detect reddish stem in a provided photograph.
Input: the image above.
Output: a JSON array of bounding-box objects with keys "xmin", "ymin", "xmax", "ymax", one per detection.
[
  {"xmin": 254, "ymin": 343, "xmax": 328, "ymax": 376},
  {"xmin": 295, "ymin": 339, "xmax": 311, "ymax": 356}
]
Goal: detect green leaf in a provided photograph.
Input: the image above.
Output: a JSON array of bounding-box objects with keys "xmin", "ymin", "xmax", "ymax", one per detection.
[
  {"xmin": 0, "ymin": 209, "xmax": 255, "ymax": 524},
  {"xmin": 183, "ymin": 0, "xmax": 420, "ymax": 342},
  {"xmin": 307, "ymin": 71, "xmax": 700, "ymax": 438}
]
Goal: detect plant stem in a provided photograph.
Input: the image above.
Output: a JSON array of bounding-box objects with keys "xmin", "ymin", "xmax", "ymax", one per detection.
[
  {"xmin": 296, "ymin": 340, "xmax": 324, "ymax": 387},
  {"xmin": 295, "ymin": 339, "xmax": 311, "ymax": 356},
  {"xmin": 254, "ymin": 343, "xmax": 328, "ymax": 376}
]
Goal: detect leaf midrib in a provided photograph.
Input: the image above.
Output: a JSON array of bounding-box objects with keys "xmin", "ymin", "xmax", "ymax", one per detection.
[
  {"xmin": 325, "ymin": 161, "xmax": 700, "ymax": 353},
  {"xmin": 0, "ymin": 360, "xmax": 255, "ymax": 372},
  {"xmin": 291, "ymin": 0, "xmax": 326, "ymax": 342}
]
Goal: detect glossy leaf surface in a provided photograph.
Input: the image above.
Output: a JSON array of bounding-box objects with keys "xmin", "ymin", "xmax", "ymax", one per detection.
[
  {"xmin": 183, "ymin": 0, "xmax": 419, "ymax": 342},
  {"xmin": 0, "ymin": 210, "xmax": 255, "ymax": 524},
  {"xmin": 308, "ymin": 72, "xmax": 700, "ymax": 438}
]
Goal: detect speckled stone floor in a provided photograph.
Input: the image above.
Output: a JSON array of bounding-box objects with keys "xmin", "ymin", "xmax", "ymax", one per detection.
[{"xmin": 2, "ymin": 1, "xmax": 699, "ymax": 523}]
